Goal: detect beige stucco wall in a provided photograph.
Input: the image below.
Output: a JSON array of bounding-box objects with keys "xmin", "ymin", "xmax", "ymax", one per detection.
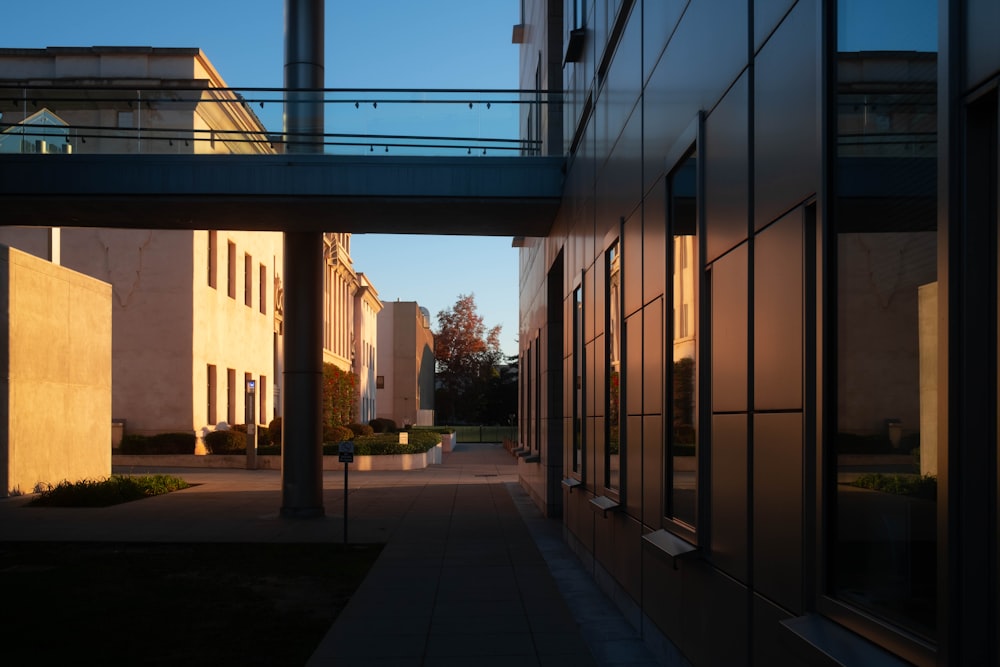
[
  {"xmin": 192, "ymin": 229, "xmax": 283, "ymax": 433},
  {"xmin": 376, "ymin": 301, "xmax": 434, "ymax": 427},
  {"xmin": 0, "ymin": 246, "xmax": 111, "ymax": 496}
]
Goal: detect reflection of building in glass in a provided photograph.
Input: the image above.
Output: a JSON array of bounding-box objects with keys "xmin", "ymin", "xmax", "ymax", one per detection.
[
  {"xmin": 513, "ymin": 1, "xmax": 999, "ymax": 665},
  {"xmin": 0, "ymin": 108, "xmax": 72, "ymax": 154}
]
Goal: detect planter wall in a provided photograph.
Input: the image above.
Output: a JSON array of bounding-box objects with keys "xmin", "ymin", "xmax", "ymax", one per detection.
[{"xmin": 112, "ymin": 443, "xmax": 443, "ymax": 472}]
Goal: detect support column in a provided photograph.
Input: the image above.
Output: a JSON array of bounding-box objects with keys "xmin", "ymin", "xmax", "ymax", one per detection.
[{"xmin": 281, "ymin": 0, "xmax": 325, "ymax": 518}]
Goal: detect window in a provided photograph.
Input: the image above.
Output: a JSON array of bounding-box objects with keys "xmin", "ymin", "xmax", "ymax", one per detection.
[
  {"xmin": 534, "ymin": 332, "xmax": 541, "ymax": 453},
  {"xmin": 227, "ymin": 368, "xmax": 236, "ymax": 424},
  {"xmin": 227, "ymin": 241, "xmax": 236, "ymax": 299},
  {"xmin": 259, "ymin": 376, "xmax": 267, "ymax": 425},
  {"xmin": 207, "ymin": 364, "xmax": 217, "ymax": 425},
  {"xmin": 376, "ymin": 375, "xmax": 384, "ymax": 389},
  {"xmin": 259, "ymin": 264, "xmax": 267, "ymax": 314},
  {"xmin": 244, "ymin": 253, "xmax": 252, "ymax": 307},
  {"xmin": 605, "ymin": 239, "xmax": 621, "ymax": 491},
  {"xmin": 826, "ymin": 0, "xmax": 938, "ymax": 647},
  {"xmin": 208, "ymin": 231, "xmax": 217, "ymax": 288},
  {"xmin": 572, "ymin": 284, "xmax": 584, "ymax": 476},
  {"xmin": 668, "ymin": 149, "xmax": 698, "ymax": 528}
]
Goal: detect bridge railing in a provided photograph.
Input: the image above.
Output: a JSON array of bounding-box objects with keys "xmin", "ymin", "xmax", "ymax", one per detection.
[{"xmin": 0, "ymin": 84, "xmax": 559, "ymax": 157}]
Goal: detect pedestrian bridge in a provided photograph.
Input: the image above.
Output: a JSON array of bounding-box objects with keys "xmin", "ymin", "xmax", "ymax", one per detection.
[{"xmin": 0, "ymin": 153, "xmax": 564, "ymax": 236}]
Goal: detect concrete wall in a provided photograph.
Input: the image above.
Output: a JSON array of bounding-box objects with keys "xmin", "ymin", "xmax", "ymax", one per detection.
[
  {"xmin": 0, "ymin": 246, "xmax": 111, "ymax": 496},
  {"xmin": 376, "ymin": 301, "xmax": 435, "ymax": 426}
]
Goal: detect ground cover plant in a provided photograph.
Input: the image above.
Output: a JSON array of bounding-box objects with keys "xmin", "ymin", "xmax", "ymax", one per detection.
[
  {"xmin": 29, "ymin": 474, "xmax": 190, "ymax": 507},
  {"xmin": 0, "ymin": 541, "xmax": 381, "ymax": 665}
]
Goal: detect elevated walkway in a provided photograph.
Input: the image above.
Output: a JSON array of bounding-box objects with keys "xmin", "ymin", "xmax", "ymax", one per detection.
[{"xmin": 0, "ymin": 153, "xmax": 564, "ymax": 236}]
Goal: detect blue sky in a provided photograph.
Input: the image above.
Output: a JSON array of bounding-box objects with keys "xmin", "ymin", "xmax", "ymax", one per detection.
[{"xmin": 3, "ymin": 1, "xmax": 523, "ymax": 354}]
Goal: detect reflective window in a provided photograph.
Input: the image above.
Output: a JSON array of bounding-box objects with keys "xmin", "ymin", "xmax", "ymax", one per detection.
[
  {"xmin": 0, "ymin": 108, "xmax": 72, "ymax": 154},
  {"xmin": 572, "ymin": 285, "xmax": 585, "ymax": 475},
  {"xmin": 606, "ymin": 240, "xmax": 621, "ymax": 491},
  {"xmin": 830, "ymin": 0, "xmax": 937, "ymax": 640},
  {"xmin": 668, "ymin": 149, "xmax": 697, "ymax": 528}
]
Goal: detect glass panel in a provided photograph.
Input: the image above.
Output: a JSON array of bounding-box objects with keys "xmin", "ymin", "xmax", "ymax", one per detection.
[
  {"xmin": 606, "ymin": 241, "xmax": 621, "ymax": 491},
  {"xmin": 669, "ymin": 150, "xmax": 697, "ymax": 528},
  {"xmin": 831, "ymin": 0, "xmax": 937, "ymax": 639},
  {"xmin": 573, "ymin": 285, "xmax": 584, "ymax": 474}
]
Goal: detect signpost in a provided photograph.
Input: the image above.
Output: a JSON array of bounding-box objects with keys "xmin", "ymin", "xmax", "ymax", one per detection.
[
  {"xmin": 245, "ymin": 379, "xmax": 256, "ymax": 470},
  {"xmin": 339, "ymin": 441, "xmax": 354, "ymax": 544}
]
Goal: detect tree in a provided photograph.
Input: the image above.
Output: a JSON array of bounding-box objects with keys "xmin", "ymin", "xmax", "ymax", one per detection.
[
  {"xmin": 322, "ymin": 363, "xmax": 357, "ymax": 440},
  {"xmin": 434, "ymin": 294, "xmax": 503, "ymax": 423}
]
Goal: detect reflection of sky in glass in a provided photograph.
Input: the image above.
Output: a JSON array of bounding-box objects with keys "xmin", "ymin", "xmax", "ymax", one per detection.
[{"xmin": 838, "ymin": 0, "xmax": 937, "ymax": 52}]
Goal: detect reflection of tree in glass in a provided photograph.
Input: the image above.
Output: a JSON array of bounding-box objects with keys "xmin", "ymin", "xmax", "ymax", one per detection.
[
  {"xmin": 673, "ymin": 357, "xmax": 695, "ymax": 446},
  {"xmin": 608, "ymin": 370, "xmax": 620, "ymax": 454}
]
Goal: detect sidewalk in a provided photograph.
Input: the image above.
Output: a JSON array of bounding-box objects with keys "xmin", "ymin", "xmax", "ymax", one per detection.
[{"xmin": 0, "ymin": 443, "xmax": 661, "ymax": 666}]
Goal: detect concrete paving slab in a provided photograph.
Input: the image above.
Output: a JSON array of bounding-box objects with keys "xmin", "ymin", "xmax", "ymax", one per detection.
[{"xmin": 0, "ymin": 442, "xmax": 662, "ymax": 666}]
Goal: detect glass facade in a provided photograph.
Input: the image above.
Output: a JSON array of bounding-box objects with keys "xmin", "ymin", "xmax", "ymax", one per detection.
[
  {"xmin": 829, "ymin": 0, "xmax": 938, "ymax": 640},
  {"xmin": 572, "ymin": 285, "xmax": 584, "ymax": 475},
  {"xmin": 669, "ymin": 149, "xmax": 697, "ymax": 528},
  {"xmin": 606, "ymin": 240, "xmax": 621, "ymax": 491}
]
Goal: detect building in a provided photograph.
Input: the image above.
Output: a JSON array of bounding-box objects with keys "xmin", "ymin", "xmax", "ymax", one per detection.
[
  {"xmin": 0, "ymin": 247, "xmax": 111, "ymax": 496},
  {"xmin": 376, "ymin": 301, "xmax": 434, "ymax": 427},
  {"xmin": 514, "ymin": 1, "xmax": 999, "ymax": 666},
  {"xmin": 0, "ymin": 47, "xmax": 386, "ymax": 442},
  {"xmin": 322, "ymin": 232, "xmax": 382, "ymax": 425},
  {"xmin": 0, "ymin": 47, "xmax": 284, "ymax": 443}
]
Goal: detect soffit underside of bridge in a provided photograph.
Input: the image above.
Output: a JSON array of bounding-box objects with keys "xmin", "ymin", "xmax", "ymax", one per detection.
[{"xmin": 0, "ymin": 154, "xmax": 564, "ymax": 236}]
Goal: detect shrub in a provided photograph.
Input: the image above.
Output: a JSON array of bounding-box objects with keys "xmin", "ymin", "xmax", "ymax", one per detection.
[
  {"xmin": 30, "ymin": 474, "xmax": 190, "ymax": 507},
  {"xmin": 368, "ymin": 417, "xmax": 397, "ymax": 434},
  {"xmin": 119, "ymin": 432, "xmax": 196, "ymax": 455},
  {"xmin": 323, "ymin": 430, "xmax": 442, "ymax": 455},
  {"xmin": 268, "ymin": 417, "xmax": 283, "ymax": 446},
  {"xmin": 851, "ymin": 473, "xmax": 937, "ymax": 500},
  {"xmin": 231, "ymin": 424, "xmax": 248, "ymax": 434},
  {"xmin": 204, "ymin": 429, "xmax": 247, "ymax": 455},
  {"xmin": 325, "ymin": 425, "xmax": 354, "ymax": 444},
  {"xmin": 256, "ymin": 425, "xmax": 271, "ymax": 448},
  {"xmin": 347, "ymin": 423, "xmax": 374, "ymax": 437}
]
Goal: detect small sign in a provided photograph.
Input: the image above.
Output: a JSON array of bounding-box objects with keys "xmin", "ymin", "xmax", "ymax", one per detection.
[
  {"xmin": 339, "ymin": 453, "xmax": 354, "ymax": 463},
  {"xmin": 338, "ymin": 442, "xmax": 354, "ymax": 454},
  {"xmin": 398, "ymin": 432, "xmax": 408, "ymax": 445}
]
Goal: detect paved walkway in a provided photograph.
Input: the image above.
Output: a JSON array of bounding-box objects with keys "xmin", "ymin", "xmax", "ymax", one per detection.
[{"xmin": 0, "ymin": 444, "xmax": 661, "ymax": 666}]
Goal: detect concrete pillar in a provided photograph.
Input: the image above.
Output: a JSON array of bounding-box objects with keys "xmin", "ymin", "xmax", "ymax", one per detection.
[{"xmin": 281, "ymin": 0, "xmax": 325, "ymax": 518}]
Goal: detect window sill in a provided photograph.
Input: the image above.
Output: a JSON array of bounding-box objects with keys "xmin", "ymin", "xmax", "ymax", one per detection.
[
  {"xmin": 589, "ymin": 495, "xmax": 620, "ymax": 517},
  {"xmin": 561, "ymin": 477, "xmax": 582, "ymax": 492},
  {"xmin": 780, "ymin": 615, "xmax": 915, "ymax": 667},
  {"xmin": 641, "ymin": 529, "xmax": 697, "ymax": 569}
]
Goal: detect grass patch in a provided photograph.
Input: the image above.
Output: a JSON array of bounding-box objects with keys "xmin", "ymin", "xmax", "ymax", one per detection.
[
  {"xmin": 29, "ymin": 474, "xmax": 191, "ymax": 507},
  {"xmin": 0, "ymin": 541, "xmax": 381, "ymax": 665},
  {"xmin": 851, "ymin": 473, "xmax": 937, "ymax": 501}
]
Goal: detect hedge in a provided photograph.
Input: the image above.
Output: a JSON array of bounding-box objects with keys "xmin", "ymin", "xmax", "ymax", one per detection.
[
  {"xmin": 119, "ymin": 432, "xmax": 196, "ymax": 455},
  {"xmin": 326, "ymin": 430, "xmax": 442, "ymax": 455},
  {"xmin": 204, "ymin": 429, "xmax": 247, "ymax": 455}
]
